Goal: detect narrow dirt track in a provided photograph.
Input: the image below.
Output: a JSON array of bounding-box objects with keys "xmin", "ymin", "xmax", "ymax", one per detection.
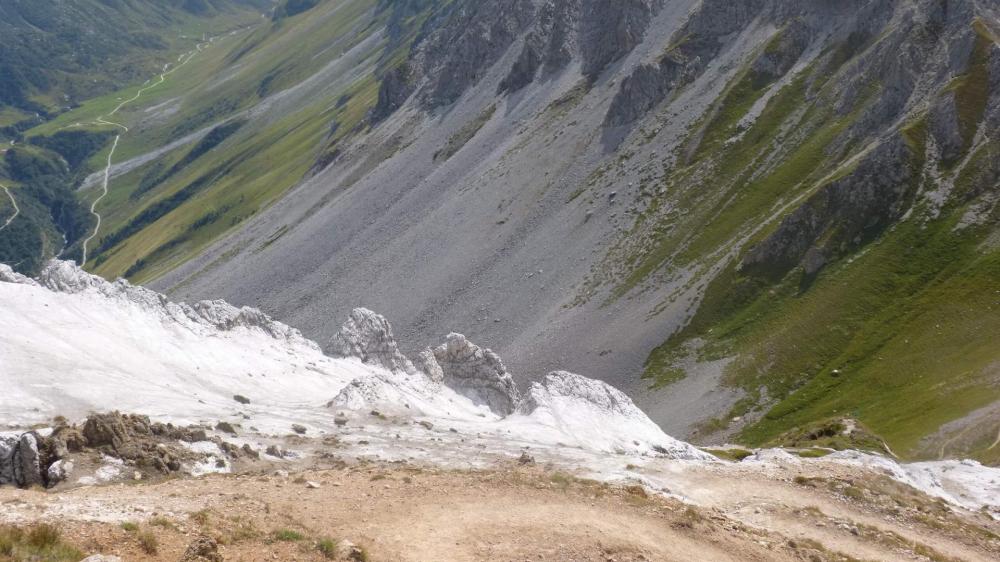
[
  {"xmin": 2, "ymin": 463, "xmax": 997, "ymax": 561},
  {"xmin": 0, "ymin": 184, "xmax": 19, "ymax": 233}
]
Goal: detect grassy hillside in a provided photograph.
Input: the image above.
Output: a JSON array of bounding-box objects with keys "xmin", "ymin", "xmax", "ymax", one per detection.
[
  {"xmin": 10, "ymin": 0, "xmax": 451, "ymax": 283},
  {"xmin": 0, "ymin": 0, "xmax": 270, "ymax": 274},
  {"xmin": 632, "ymin": 21, "xmax": 1000, "ymax": 463},
  {"xmin": 0, "ymin": 0, "xmax": 268, "ymax": 131}
]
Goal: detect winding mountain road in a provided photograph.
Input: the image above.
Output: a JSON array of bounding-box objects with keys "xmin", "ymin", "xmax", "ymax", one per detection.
[
  {"xmin": 0, "ymin": 184, "xmax": 19, "ymax": 233},
  {"xmin": 80, "ymin": 43, "xmax": 209, "ymax": 266}
]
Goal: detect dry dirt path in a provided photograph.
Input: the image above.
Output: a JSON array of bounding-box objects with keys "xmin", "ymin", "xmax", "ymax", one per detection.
[
  {"xmin": 2, "ymin": 462, "xmax": 997, "ymax": 562},
  {"xmin": 0, "ymin": 184, "xmax": 19, "ymax": 233}
]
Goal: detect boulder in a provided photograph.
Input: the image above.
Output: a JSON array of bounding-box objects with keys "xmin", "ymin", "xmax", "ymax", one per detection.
[
  {"xmin": 83, "ymin": 412, "xmax": 152, "ymax": 457},
  {"xmin": 179, "ymin": 535, "xmax": 224, "ymax": 562},
  {"xmin": 12, "ymin": 433, "xmax": 44, "ymax": 488},
  {"xmin": 47, "ymin": 459, "xmax": 74, "ymax": 484}
]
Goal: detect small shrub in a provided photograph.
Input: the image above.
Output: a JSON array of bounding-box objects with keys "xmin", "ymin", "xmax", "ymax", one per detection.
[
  {"xmin": 27, "ymin": 524, "xmax": 61, "ymax": 548},
  {"xmin": 549, "ymin": 472, "xmax": 572, "ymax": 488},
  {"xmin": 137, "ymin": 530, "xmax": 158, "ymax": 554},
  {"xmin": 273, "ymin": 529, "xmax": 304, "ymax": 542},
  {"xmin": 149, "ymin": 516, "xmax": 176, "ymax": 530},
  {"xmin": 844, "ymin": 485, "xmax": 865, "ymax": 501},
  {"xmin": 0, "ymin": 524, "xmax": 82, "ymax": 561},
  {"xmin": 120, "ymin": 521, "xmax": 139, "ymax": 532},
  {"xmin": 317, "ymin": 538, "xmax": 338, "ymax": 559},
  {"xmin": 189, "ymin": 509, "xmax": 210, "ymax": 525}
]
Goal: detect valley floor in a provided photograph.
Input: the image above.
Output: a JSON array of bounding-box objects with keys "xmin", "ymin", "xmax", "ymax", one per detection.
[{"xmin": 2, "ymin": 460, "xmax": 998, "ymax": 562}]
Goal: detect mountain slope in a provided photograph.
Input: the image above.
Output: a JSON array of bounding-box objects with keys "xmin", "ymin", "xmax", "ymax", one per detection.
[
  {"xmin": 1, "ymin": 0, "xmax": 997, "ymax": 463},
  {"xmin": 142, "ymin": 0, "xmax": 1000, "ymax": 462},
  {"xmin": 2, "ymin": 261, "xmax": 999, "ymax": 562},
  {"xmin": 0, "ymin": 0, "xmax": 269, "ymax": 273}
]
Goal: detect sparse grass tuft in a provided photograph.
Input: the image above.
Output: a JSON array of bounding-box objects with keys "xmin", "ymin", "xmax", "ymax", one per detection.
[
  {"xmin": 136, "ymin": 530, "xmax": 159, "ymax": 554},
  {"xmin": 120, "ymin": 521, "xmax": 139, "ymax": 532},
  {"xmin": 0, "ymin": 524, "xmax": 82, "ymax": 561},
  {"xmin": 703, "ymin": 447, "xmax": 754, "ymax": 462},
  {"xmin": 273, "ymin": 529, "xmax": 305, "ymax": 542},
  {"xmin": 189, "ymin": 509, "xmax": 211, "ymax": 526},
  {"xmin": 316, "ymin": 537, "xmax": 338, "ymax": 559},
  {"xmin": 148, "ymin": 516, "xmax": 176, "ymax": 530}
]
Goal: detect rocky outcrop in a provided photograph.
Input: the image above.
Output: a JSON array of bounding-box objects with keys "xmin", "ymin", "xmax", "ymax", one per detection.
[
  {"xmin": 432, "ymin": 333, "xmax": 521, "ymax": 415},
  {"xmin": 371, "ymin": 63, "xmax": 416, "ymax": 123},
  {"xmin": 328, "ymin": 308, "xmax": 416, "ymax": 373},
  {"xmin": 1, "ymin": 431, "xmax": 61, "ymax": 488},
  {"xmin": 0, "ymin": 413, "xmax": 230, "ymax": 489},
  {"xmin": 412, "ymin": 0, "xmax": 535, "ymax": 108},
  {"xmin": 579, "ymin": 0, "xmax": 664, "ymax": 81},
  {"xmin": 413, "ymin": 348, "xmax": 445, "ymax": 382},
  {"xmin": 741, "ymin": 134, "xmax": 916, "ymax": 279},
  {"xmin": 518, "ymin": 371, "xmax": 647, "ymax": 419},
  {"xmin": 13, "ymin": 433, "xmax": 45, "ymax": 488},
  {"xmin": 604, "ymin": 0, "xmax": 769, "ymax": 128},
  {"xmin": 83, "ymin": 412, "xmax": 152, "ymax": 457},
  {"xmin": 518, "ymin": 371, "xmax": 715, "ymax": 459},
  {"xmin": 929, "ymin": 93, "xmax": 965, "ymax": 164}
]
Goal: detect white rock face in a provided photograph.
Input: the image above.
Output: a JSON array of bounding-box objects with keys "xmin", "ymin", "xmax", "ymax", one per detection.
[
  {"xmin": 432, "ymin": 333, "xmax": 521, "ymax": 415},
  {"xmin": 514, "ymin": 372, "xmax": 712, "ymax": 459},
  {"xmin": 328, "ymin": 308, "xmax": 416, "ymax": 373},
  {"xmin": 0, "ymin": 260, "xmax": 686, "ymax": 460},
  {"xmin": 0, "ymin": 260, "xmax": 376, "ymax": 431},
  {"xmin": 47, "ymin": 459, "xmax": 74, "ymax": 484}
]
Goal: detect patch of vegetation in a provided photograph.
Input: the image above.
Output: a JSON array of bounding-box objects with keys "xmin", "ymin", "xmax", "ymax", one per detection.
[
  {"xmin": 133, "ymin": 120, "xmax": 246, "ymax": 200},
  {"xmin": 0, "ymin": 145, "xmax": 97, "ymax": 272},
  {"xmin": 148, "ymin": 517, "xmax": 176, "ymax": 530},
  {"xmin": 0, "ymin": 524, "xmax": 82, "ymax": 562},
  {"xmin": 766, "ymin": 418, "xmax": 889, "ymax": 454},
  {"xmin": 793, "ymin": 448, "xmax": 833, "ymax": 458},
  {"xmin": 317, "ymin": 538, "xmax": 338, "ymax": 559},
  {"xmin": 273, "ymin": 0, "xmax": 322, "ymax": 21},
  {"xmin": 27, "ymin": 130, "xmax": 116, "ymax": 170},
  {"xmin": 272, "ymin": 529, "xmax": 305, "ymax": 542},
  {"xmin": 702, "ymin": 447, "xmax": 754, "ymax": 462},
  {"xmin": 136, "ymin": 529, "xmax": 158, "ymax": 555},
  {"xmin": 120, "ymin": 522, "xmax": 139, "ymax": 533},
  {"xmin": 949, "ymin": 21, "xmax": 993, "ymax": 153}
]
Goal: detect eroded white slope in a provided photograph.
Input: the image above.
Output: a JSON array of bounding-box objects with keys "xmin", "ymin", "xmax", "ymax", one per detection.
[
  {"xmin": 0, "ymin": 261, "xmax": 704, "ymax": 460},
  {"xmin": 0, "ymin": 262, "xmax": 375, "ymax": 431},
  {"xmin": 2, "ymin": 262, "xmax": 997, "ymax": 519}
]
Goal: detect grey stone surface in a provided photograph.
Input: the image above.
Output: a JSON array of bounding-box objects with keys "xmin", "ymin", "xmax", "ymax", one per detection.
[{"xmin": 433, "ymin": 333, "xmax": 520, "ymax": 415}]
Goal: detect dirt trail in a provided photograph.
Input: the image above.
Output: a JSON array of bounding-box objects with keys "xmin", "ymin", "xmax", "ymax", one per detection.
[
  {"xmin": 1, "ymin": 462, "xmax": 997, "ymax": 562},
  {"xmin": 0, "ymin": 184, "xmax": 18, "ymax": 232},
  {"xmin": 660, "ymin": 464, "xmax": 998, "ymax": 562}
]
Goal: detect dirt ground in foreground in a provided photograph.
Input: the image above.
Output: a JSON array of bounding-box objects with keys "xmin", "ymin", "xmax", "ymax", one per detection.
[{"xmin": 1, "ymin": 462, "xmax": 998, "ymax": 562}]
